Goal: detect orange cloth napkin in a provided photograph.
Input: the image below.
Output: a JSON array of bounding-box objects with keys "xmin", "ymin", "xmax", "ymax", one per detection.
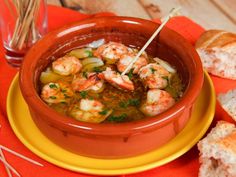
[{"xmin": 1, "ymin": 5, "xmax": 236, "ymax": 177}]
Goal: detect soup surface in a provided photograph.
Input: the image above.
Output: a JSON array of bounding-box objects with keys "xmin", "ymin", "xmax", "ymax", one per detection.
[{"xmin": 39, "ymin": 40, "xmax": 183, "ymax": 123}]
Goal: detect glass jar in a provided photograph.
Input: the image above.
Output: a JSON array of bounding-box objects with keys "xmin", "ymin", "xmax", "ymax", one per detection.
[{"xmin": 0, "ymin": 0, "xmax": 48, "ymax": 67}]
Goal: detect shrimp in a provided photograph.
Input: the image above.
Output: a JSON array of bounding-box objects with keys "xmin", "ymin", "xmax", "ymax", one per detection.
[
  {"xmin": 117, "ymin": 52, "xmax": 148, "ymax": 74},
  {"xmin": 138, "ymin": 63, "xmax": 171, "ymax": 89},
  {"xmin": 94, "ymin": 42, "xmax": 130, "ymax": 64},
  {"xmin": 52, "ymin": 56, "xmax": 82, "ymax": 76},
  {"xmin": 69, "ymin": 99, "xmax": 112, "ymax": 123},
  {"xmin": 98, "ymin": 67, "xmax": 134, "ymax": 91},
  {"xmin": 72, "ymin": 72, "xmax": 104, "ymax": 93},
  {"xmin": 140, "ymin": 89, "xmax": 175, "ymax": 116},
  {"xmin": 41, "ymin": 81, "xmax": 74, "ymax": 104}
]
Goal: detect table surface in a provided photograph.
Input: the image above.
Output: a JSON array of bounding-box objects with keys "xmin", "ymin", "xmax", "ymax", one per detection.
[{"xmin": 47, "ymin": 0, "xmax": 236, "ymax": 32}]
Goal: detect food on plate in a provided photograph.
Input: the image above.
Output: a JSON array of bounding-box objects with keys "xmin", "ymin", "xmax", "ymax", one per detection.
[
  {"xmin": 218, "ymin": 88, "xmax": 236, "ymax": 121},
  {"xmin": 195, "ymin": 30, "xmax": 236, "ymax": 80},
  {"xmin": 198, "ymin": 121, "xmax": 236, "ymax": 177},
  {"xmin": 39, "ymin": 41, "xmax": 184, "ymax": 123}
]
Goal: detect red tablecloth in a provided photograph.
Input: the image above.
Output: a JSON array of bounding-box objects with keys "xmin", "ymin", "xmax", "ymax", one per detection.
[{"xmin": 1, "ymin": 5, "xmax": 236, "ymax": 177}]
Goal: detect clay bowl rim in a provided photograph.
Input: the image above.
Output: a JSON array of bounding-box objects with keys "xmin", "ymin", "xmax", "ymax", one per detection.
[{"xmin": 19, "ymin": 16, "xmax": 204, "ymax": 136}]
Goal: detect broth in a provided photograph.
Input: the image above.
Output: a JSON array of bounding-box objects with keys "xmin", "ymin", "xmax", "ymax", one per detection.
[{"xmin": 39, "ymin": 40, "xmax": 183, "ymax": 123}]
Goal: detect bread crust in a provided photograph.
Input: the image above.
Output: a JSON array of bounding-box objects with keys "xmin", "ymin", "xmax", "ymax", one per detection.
[
  {"xmin": 196, "ymin": 30, "xmax": 236, "ymax": 49},
  {"xmin": 196, "ymin": 30, "xmax": 236, "ymax": 80}
]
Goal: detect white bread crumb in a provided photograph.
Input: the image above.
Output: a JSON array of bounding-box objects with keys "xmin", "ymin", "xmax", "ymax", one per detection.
[
  {"xmin": 197, "ymin": 48, "xmax": 236, "ymax": 80},
  {"xmin": 218, "ymin": 89, "xmax": 236, "ymax": 121},
  {"xmin": 198, "ymin": 121, "xmax": 236, "ymax": 177}
]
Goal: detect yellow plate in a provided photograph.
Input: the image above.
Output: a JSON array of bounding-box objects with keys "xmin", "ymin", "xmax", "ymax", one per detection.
[{"xmin": 7, "ymin": 72, "xmax": 215, "ymax": 176}]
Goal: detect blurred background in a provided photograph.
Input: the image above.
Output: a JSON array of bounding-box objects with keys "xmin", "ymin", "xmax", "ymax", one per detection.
[{"xmin": 47, "ymin": 0, "xmax": 236, "ymax": 32}]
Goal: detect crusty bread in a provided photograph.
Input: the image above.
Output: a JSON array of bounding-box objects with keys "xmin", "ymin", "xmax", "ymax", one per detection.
[
  {"xmin": 198, "ymin": 121, "xmax": 236, "ymax": 177},
  {"xmin": 218, "ymin": 89, "xmax": 236, "ymax": 121},
  {"xmin": 195, "ymin": 30, "xmax": 236, "ymax": 80}
]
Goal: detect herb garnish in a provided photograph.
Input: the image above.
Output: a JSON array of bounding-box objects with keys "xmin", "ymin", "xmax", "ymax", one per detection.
[
  {"xmin": 49, "ymin": 96, "xmax": 57, "ymax": 99},
  {"xmin": 49, "ymin": 83, "xmax": 57, "ymax": 89},
  {"xmin": 82, "ymin": 71, "xmax": 88, "ymax": 78},
  {"xmin": 61, "ymin": 89, "xmax": 67, "ymax": 93},
  {"xmin": 80, "ymin": 91, "xmax": 87, "ymax": 98},
  {"xmin": 63, "ymin": 94, "xmax": 70, "ymax": 98},
  {"xmin": 99, "ymin": 109, "xmax": 109, "ymax": 115},
  {"xmin": 93, "ymin": 67, "xmax": 103, "ymax": 73},
  {"xmin": 127, "ymin": 68, "xmax": 134, "ymax": 79},
  {"xmin": 162, "ymin": 76, "xmax": 169, "ymax": 81},
  {"xmin": 88, "ymin": 97, "xmax": 94, "ymax": 100},
  {"xmin": 107, "ymin": 113, "xmax": 127, "ymax": 122},
  {"xmin": 128, "ymin": 98, "xmax": 140, "ymax": 106},
  {"xmin": 119, "ymin": 98, "xmax": 140, "ymax": 108},
  {"xmin": 85, "ymin": 50, "xmax": 93, "ymax": 57},
  {"xmin": 150, "ymin": 68, "xmax": 156, "ymax": 74},
  {"xmin": 119, "ymin": 101, "xmax": 128, "ymax": 108}
]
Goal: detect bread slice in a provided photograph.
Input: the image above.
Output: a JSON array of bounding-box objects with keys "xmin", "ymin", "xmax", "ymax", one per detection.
[
  {"xmin": 218, "ymin": 89, "xmax": 236, "ymax": 121},
  {"xmin": 198, "ymin": 121, "xmax": 236, "ymax": 177},
  {"xmin": 195, "ymin": 30, "xmax": 236, "ymax": 80}
]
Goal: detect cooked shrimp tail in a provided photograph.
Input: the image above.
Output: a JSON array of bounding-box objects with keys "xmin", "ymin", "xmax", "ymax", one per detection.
[
  {"xmin": 98, "ymin": 67, "xmax": 134, "ymax": 91},
  {"xmin": 69, "ymin": 99, "xmax": 112, "ymax": 123},
  {"xmin": 140, "ymin": 89, "xmax": 175, "ymax": 116}
]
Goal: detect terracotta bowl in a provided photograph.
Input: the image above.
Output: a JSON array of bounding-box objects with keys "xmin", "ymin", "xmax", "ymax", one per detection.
[{"xmin": 19, "ymin": 16, "xmax": 203, "ymax": 158}]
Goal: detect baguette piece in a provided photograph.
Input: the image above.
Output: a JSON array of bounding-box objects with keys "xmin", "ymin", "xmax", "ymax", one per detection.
[
  {"xmin": 198, "ymin": 121, "xmax": 236, "ymax": 177},
  {"xmin": 218, "ymin": 89, "xmax": 236, "ymax": 121},
  {"xmin": 196, "ymin": 30, "xmax": 236, "ymax": 80}
]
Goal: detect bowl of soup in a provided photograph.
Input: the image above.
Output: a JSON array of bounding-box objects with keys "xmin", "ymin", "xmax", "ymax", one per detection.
[{"xmin": 19, "ymin": 16, "xmax": 203, "ymax": 158}]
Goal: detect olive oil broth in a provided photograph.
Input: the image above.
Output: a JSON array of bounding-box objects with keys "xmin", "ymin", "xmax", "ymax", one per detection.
[{"xmin": 39, "ymin": 42, "xmax": 184, "ymax": 123}]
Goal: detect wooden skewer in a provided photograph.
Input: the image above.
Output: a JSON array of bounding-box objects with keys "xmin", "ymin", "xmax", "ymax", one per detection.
[
  {"xmin": 17, "ymin": 0, "xmax": 37, "ymax": 49},
  {"xmin": 0, "ymin": 156, "xmax": 21, "ymax": 177},
  {"xmin": 0, "ymin": 124, "xmax": 12, "ymax": 177},
  {"xmin": 0, "ymin": 148, "xmax": 12, "ymax": 177},
  {"xmin": 0, "ymin": 145, "xmax": 43, "ymax": 167},
  {"xmin": 7, "ymin": 0, "xmax": 41, "ymax": 50},
  {"xmin": 121, "ymin": 7, "xmax": 181, "ymax": 76}
]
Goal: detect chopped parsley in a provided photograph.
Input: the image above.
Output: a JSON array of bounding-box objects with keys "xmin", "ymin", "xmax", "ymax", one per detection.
[
  {"xmin": 49, "ymin": 83, "xmax": 58, "ymax": 89},
  {"xmin": 107, "ymin": 113, "xmax": 127, "ymax": 122},
  {"xmin": 85, "ymin": 50, "xmax": 93, "ymax": 57},
  {"xmin": 49, "ymin": 96, "xmax": 57, "ymax": 99},
  {"xmin": 61, "ymin": 89, "xmax": 67, "ymax": 93},
  {"xmin": 162, "ymin": 76, "xmax": 169, "ymax": 81},
  {"xmin": 93, "ymin": 67, "xmax": 103, "ymax": 73},
  {"xmin": 119, "ymin": 98, "xmax": 140, "ymax": 108},
  {"xmin": 127, "ymin": 68, "xmax": 134, "ymax": 79},
  {"xmin": 79, "ymin": 91, "xmax": 87, "ymax": 98},
  {"xmin": 82, "ymin": 71, "xmax": 88, "ymax": 78},
  {"xmin": 150, "ymin": 68, "xmax": 156, "ymax": 74},
  {"xmin": 88, "ymin": 96, "xmax": 94, "ymax": 100},
  {"xmin": 128, "ymin": 98, "xmax": 140, "ymax": 106},
  {"xmin": 63, "ymin": 94, "xmax": 70, "ymax": 98},
  {"xmin": 99, "ymin": 109, "xmax": 109, "ymax": 115},
  {"xmin": 162, "ymin": 76, "xmax": 170, "ymax": 86},
  {"xmin": 119, "ymin": 101, "xmax": 129, "ymax": 108}
]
